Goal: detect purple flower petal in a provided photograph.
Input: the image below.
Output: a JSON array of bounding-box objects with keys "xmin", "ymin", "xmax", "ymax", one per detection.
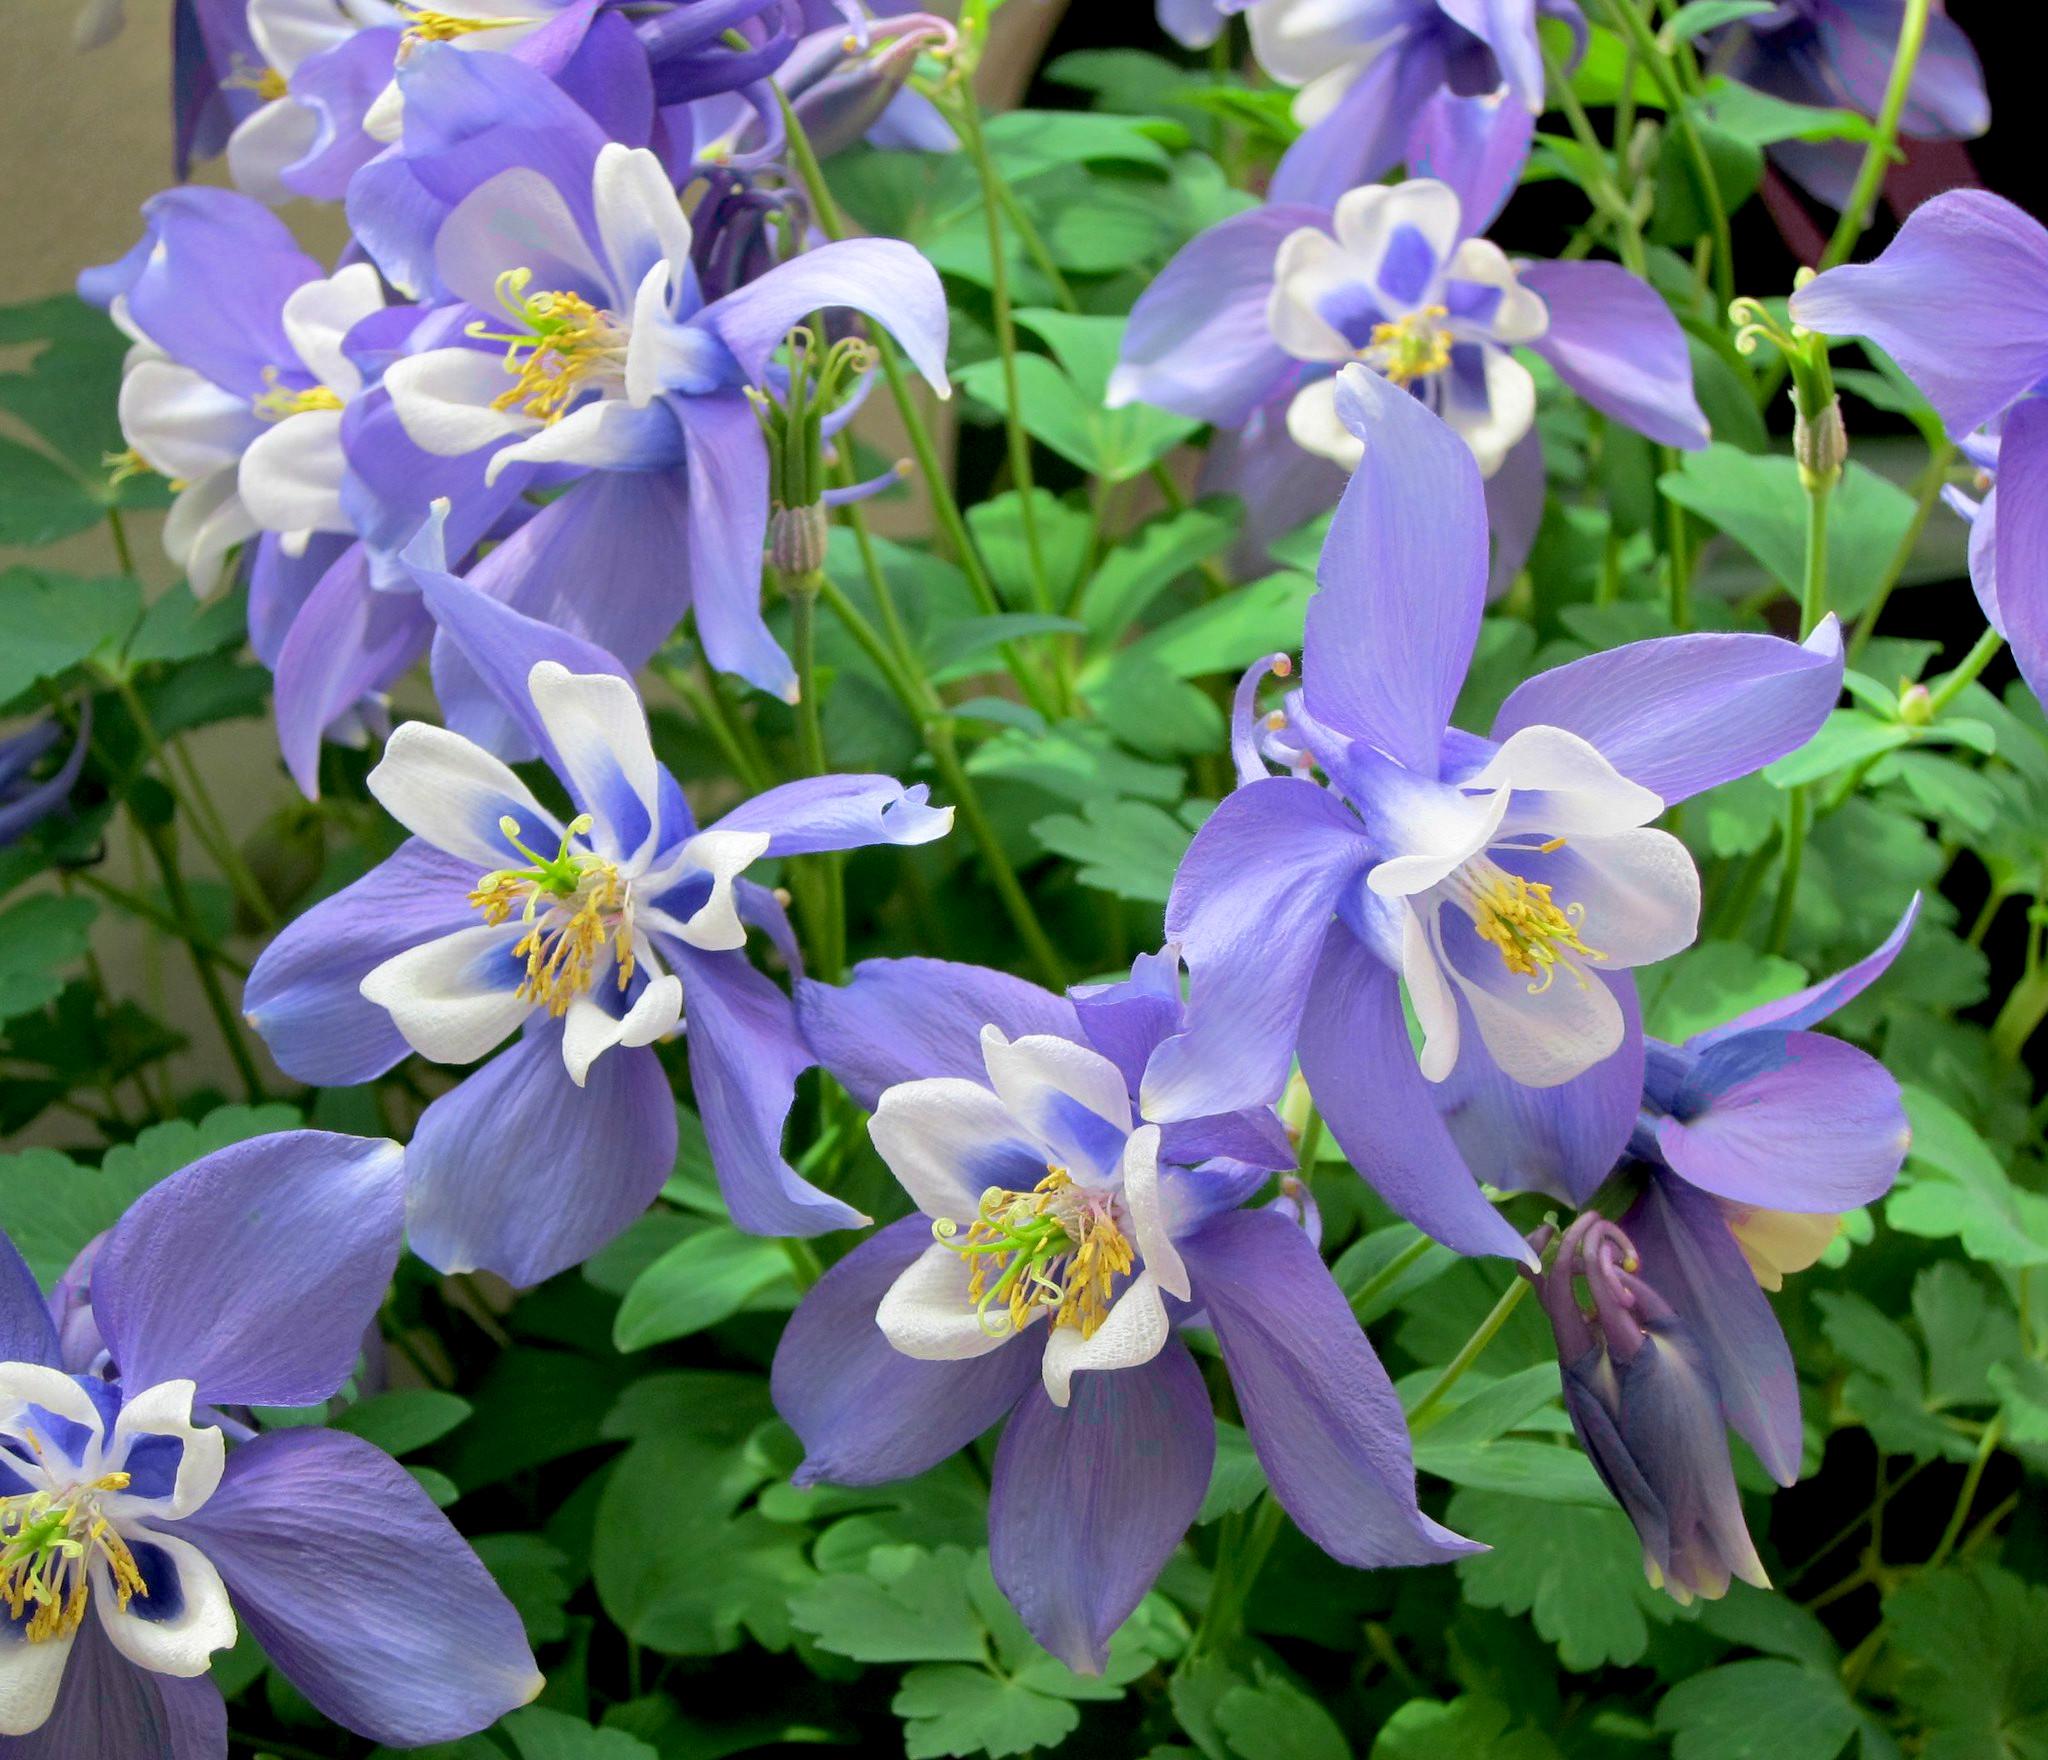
[
  {"xmin": 1519, "ymin": 259, "xmax": 1710, "ymax": 451},
  {"xmin": 0, "ymin": 1232, "xmax": 58, "ymax": 1369},
  {"xmin": 180, "ymin": 1428, "xmax": 540, "ymax": 1744},
  {"xmin": 1270, "ymin": 36, "xmax": 1447, "ymax": 207},
  {"xmin": 1993, "ymin": 394, "xmax": 2048, "ymax": 713},
  {"xmin": 773, "ymin": 1216, "xmax": 1041, "ymax": 1486},
  {"xmin": 91, "ymin": 1131, "xmax": 405, "ymax": 1408},
  {"xmin": 1107, "ymin": 204, "xmax": 1322, "ymax": 428},
  {"xmin": 673, "ymin": 944, "xmax": 867, "ymax": 1236},
  {"xmin": 279, "ymin": 27, "xmax": 403, "ymax": 202},
  {"xmin": 1622, "ymin": 1172, "xmax": 1801, "ymax": 1486},
  {"xmin": 1658, "ymin": 1029, "xmax": 1908, "ymax": 1212},
  {"xmin": 671, "ymin": 390, "xmax": 794, "ymax": 699},
  {"xmin": 243, "ymin": 838, "xmax": 482, "ymax": 1086},
  {"xmin": 1484, "ymin": 427, "xmax": 1546, "ymax": 601},
  {"xmin": 1145, "ymin": 778, "xmax": 1372, "ymax": 1123},
  {"xmin": 1071, "ymin": 949, "xmax": 1188, "ymax": 1098},
  {"xmin": 1179, "ymin": 1207, "xmax": 1481, "ymax": 1567},
  {"xmin": 1304, "ymin": 364, "xmax": 1486, "ymax": 776},
  {"xmin": 1789, "ymin": 190, "xmax": 2048, "ymax": 437},
  {"xmin": 405, "ymin": 1026, "xmax": 676, "ymax": 1285},
  {"xmin": 1410, "ymin": 88, "xmax": 1534, "ymax": 236},
  {"xmin": 1297, "ymin": 926, "xmax": 1538, "ymax": 1262},
  {"xmin": 3, "ymin": 1616, "xmax": 224, "ymax": 1760},
  {"xmin": 796, "ymin": 958, "xmax": 1076, "ymax": 1108},
  {"xmin": 1690, "ymin": 895, "xmax": 1919, "ymax": 1047},
  {"xmin": 706, "ymin": 775, "xmax": 953, "ymax": 856},
  {"xmin": 1490, "ymin": 622, "xmax": 1844, "ymax": 807},
  {"xmin": 988, "ymin": 1339, "xmax": 1212, "ymax": 1674}
]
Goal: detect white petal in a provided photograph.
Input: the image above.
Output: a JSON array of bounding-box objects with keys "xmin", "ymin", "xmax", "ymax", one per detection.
[
  {"xmin": 436, "ymin": 166, "xmax": 610, "ymax": 315},
  {"xmin": 383, "ymin": 347, "xmax": 535, "ymax": 458},
  {"xmin": 226, "ymin": 99, "xmax": 319, "ymax": 208},
  {"xmin": 1548, "ymin": 828, "xmax": 1701, "ymax": 968},
  {"xmin": 870, "ymin": 1077, "xmax": 1040, "ymax": 1222},
  {"xmin": 238, "ymin": 406, "xmax": 349, "ymax": 536},
  {"xmin": 367, "ymin": 719, "xmax": 560, "ymax": 868},
  {"xmin": 525, "ymin": 661, "xmax": 662, "ymax": 869},
  {"xmin": 93, "ymin": 1528, "xmax": 236, "ymax": 1678},
  {"xmin": 592, "ymin": 142, "xmax": 692, "ymax": 321},
  {"xmin": 1331, "ymin": 178, "xmax": 1461, "ymax": 309},
  {"xmin": 877, "ymin": 1242, "xmax": 1021, "ymax": 1360},
  {"xmin": 978, "ymin": 1025, "xmax": 1132, "ymax": 1185},
  {"xmin": 282, "ymin": 263, "xmax": 384, "ymax": 397},
  {"xmin": 1285, "ymin": 375, "xmax": 1363, "ymax": 468},
  {"xmin": 103, "ymin": 1380, "xmax": 224, "ymax": 1522},
  {"xmin": 119, "ymin": 360, "xmax": 258, "ymax": 481},
  {"xmin": 668, "ymin": 829, "xmax": 772, "ymax": 950},
  {"xmin": 1367, "ymin": 784, "xmax": 1512, "ymax": 899},
  {"xmin": 0, "ymin": 1363, "xmax": 106, "ymax": 1450},
  {"xmin": 249, "ymin": 0, "xmax": 359, "ymax": 74},
  {"xmin": 484, "ymin": 395, "xmax": 678, "ymax": 484},
  {"xmin": 1040, "ymin": 1271, "xmax": 1169, "ymax": 1408},
  {"xmin": 1440, "ymin": 346, "xmax": 1536, "ymax": 479},
  {"xmin": 1267, "ymin": 227, "xmax": 1363, "ymax": 364},
  {"xmin": 1119, "ymin": 1125, "xmax": 1188, "ymax": 1301},
  {"xmin": 360, "ymin": 924, "xmax": 531, "ymax": 1065},
  {"xmin": 162, "ymin": 471, "xmax": 257, "ymax": 600},
  {"xmin": 560, "ymin": 972, "xmax": 681, "ymax": 1087},
  {"xmin": 362, "ymin": 76, "xmax": 403, "ymax": 144},
  {"xmin": 0, "ymin": 1627, "xmax": 75, "ymax": 1738},
  {"xmin": 1477, "ymin": 724, "xmax": 1666, "ymax": 837},
  {"xmin": 1404, "ymin": 903, "xmax": 1461, "ymax": 1083},
  {"xmin": 1443, "ymin": 237, "xmax": 1548, "ymax": 346},
  {"xmin": 1453, "ymin": 954, "xmax": 1624, "ymax": 1089}
]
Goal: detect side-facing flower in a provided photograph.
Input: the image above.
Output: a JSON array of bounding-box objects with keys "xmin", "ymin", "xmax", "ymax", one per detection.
[
  {"xmin": 368, "ymin": 46, "xmax": 949, "ymax": 703},
  {"xmin": 1143, "ymin": 367, "xmax": 1843, "ymax": 1263},
  {"xmin": 777, "ymin": 952, "xmax": 1474, "ymax": 1674},
  {"xmin": 0, "ymin": 706, "xmax": 91, "ymax": 851},
  {"xmin": 243, "ymin": 559, "xmax": 953, "ymax": 1282},
  {"xmin": 1791, "ymin": 190, "xmax": 2048, "ymax": 715},
  {"xmin": 0, "ymin": 1131, "xmax": 538, "ymax": 1752},
  {"xmin": 221, "ymin": 0, "xmax": 401, "ymax": 206}
]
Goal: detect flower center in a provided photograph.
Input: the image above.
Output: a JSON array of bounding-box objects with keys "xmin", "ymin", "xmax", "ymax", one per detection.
[
  {"xmin": 467, "ymin": 269, "xmax": 629, "ymax": 427},
  {"xmin": 251, "ymin": 366, "xmax": 345, "ymax": 423},
  {"xmin": 469, "ymin": 814, "xmax": 636, "ymax": 1015},
  {"xmin": 1363, "ymin": 305, "xmax": 1452, "ymax": 387},
  {"xmin": 222, "ymin": 56, "xmax": 290, "ymax": 100},
  {"xmin": 397, "ymin": 4, "xmax": 517, "ymax": 44},
  {"xmin": 934, "ymin": 1169, "xmax": 1136, "ymax": 1339},
  {"xmin": 1, "ymin": 1472, "xmax": 147, "ymax": 1644},
  {"xmin": 1449, "ymin": 850, "xmax": 1604, "ymax": 993}
]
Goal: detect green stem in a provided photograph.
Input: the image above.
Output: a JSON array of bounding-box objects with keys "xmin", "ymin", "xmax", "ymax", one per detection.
[
  {"xmin": 68, "ymin": 866, "xmax": 249, "ymax": 975},
  {"xmin": 656, "ymin": 659, "xmax": 777, "ymax": 795},
  {"xmin": 1926, "ymin": 622, "xmax": 2006, "ymax": 717},
  {"xmin": 786, "ymin": 573, "xmax": 847, "ymax": 982},
  {"xmin": 1544, "ymin": 38, "xmax": 1648, "ymax": 278},
  {"xmin": 1598, "ymin": 0, "xmax": 1734, "ymax": 312},
  {"xmin": 1348, "ymin": 1233, "xmax": 1437, "ymax": 1321},
  {"xmin": 1846, "ymin": 437, "xmax": 1955, "ymax": 664},
  {"xmin": 1926, "ymin": 1412, "xmax": 2005, "ymax": 1571},
  {"xmin": 1819, "ymin": 0, "xmax": 1932, "ymax": 269},
  {"xmin": 1408, "ymin": 1276, "xmax": 1532, "ymax": 1431},
  {"xmin": 106, "ymin": 506, "xmax": 137, "ymax": 575},
  {"xmin": 1662, "ymin": 447, "xmax": 1694, "ymax": 630},
  {"xmin": 925, "ymin": 719, "xmax": 1066, "ymax": 992},
  {"xmin": 1190, "ymin": 1494, "xmax": 1286, "ymax": 1658},
  {"xmin": 135, "ymin": 813, "xmax": 266, "ymax": 1103},
  {"xmin": 1768, "ymin": 467, "xmax": 1836, "ymax": 951}
]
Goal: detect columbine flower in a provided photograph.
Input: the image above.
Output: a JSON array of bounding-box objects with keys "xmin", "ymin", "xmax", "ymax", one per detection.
[
  {"xmin": 0, "ymin": 705, "xmax": 90, "ymax": 851},
  {"xmin": 244, "ymin": 557, "xmax": 953, "ymax": 1280},
  {"xmin": 1708, "ymin": 1, "xmax": 1987, "ymax": 210},
  {"xmin": 1791, "ymin": 190, "xmax": 2048, "ymax": 715},
  {"xmin": 366, "ymin": 45, "xmax": 949, "ymax": 701},
  {"xmin": 1142, "ymin": 367, "xmax": 1842, "ymax": 1264},
  {"xmin": 0, "ymin": 1131, "xmax": 537, "ymax": 1749},
  {"xmin": 221, "ymin": 0, "xmax": 401, "ymax": 205},
  {"xmin": 777, "ymin": 952, "xmax": 1473, "ymax": 1674}
]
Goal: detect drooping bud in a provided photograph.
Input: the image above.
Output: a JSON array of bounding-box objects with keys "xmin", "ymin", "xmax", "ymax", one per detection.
[
  {"xmin": 1793, "ymin": 392, "xmax": 1847, "ymax": 484},
  {"xmin": 1531, "ymin": 1211, "xmax": 1770, "ymax": 1605}
]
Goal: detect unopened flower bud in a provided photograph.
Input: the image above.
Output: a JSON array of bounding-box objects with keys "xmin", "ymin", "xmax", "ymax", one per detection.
[
  {"xmin": 770, "ymin": 500, "xmax": 830, "ymax": 576},
  {"xmin": 1899, "ymin": 681, "xmax": 1934, "ymax": 727},
  {"xmin": 1794, "ymin": 393, "xmax": 1847, "ymax": 483}
]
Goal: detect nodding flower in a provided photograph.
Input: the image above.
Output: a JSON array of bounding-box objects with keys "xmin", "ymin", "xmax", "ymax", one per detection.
[{"xmin": 1531, "ymin": 1213, "xmax": 1769, "ymax": 1605}]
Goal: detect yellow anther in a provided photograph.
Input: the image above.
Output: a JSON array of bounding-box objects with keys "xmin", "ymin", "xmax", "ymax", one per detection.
[
  {"xmin": 467, "ymin": 272, "xmax": 626, "ymax": 427},
  {"xmin": 399, "ymin": 4, "xmax": 515, "ymax": 42},
  {"xmin": 1538, "ymin": 835, "xmax": 1567, "ymax": 853},
  {"xmin": 103, "ymin": 447, "xmax": 154, "ymax": 486},
  {"xmin": 468, "ymin": 818, "xmax": 633, "ymax": 1015},
  {"xmin": 1, "ymin": 1470, "xmax": 148, "ymax": 1644},
  {"xmin": 937, "ymin": 1170, "xmax": 1136, "ymax": 1340},
  {"xmin": 251, "ymin": 366, "xmax": 345, "ymax": 422},
  {"xmin": 223, "ymin": 56, "xmax": 290, "ymax": 99},
  {"xmin": 1365, "ymin": 304, "xmax": 1453, "ymax": 387},
  {"xmin": 1460, "ymin": 862, "xmax": 1605, "ymax": 993}
]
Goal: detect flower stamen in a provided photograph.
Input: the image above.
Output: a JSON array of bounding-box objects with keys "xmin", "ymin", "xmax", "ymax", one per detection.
[
  {"xmin": 1364, "ymin": 304, "xmax": 1453, "ymax": 387},
  {"xmin": 469, "ymin": 814, "xmax": 635, "ymax": 1014},
  {"xmin": 251, "ymin": 366, "xmax": 345, "ymax": 422},
  {"xmin": 1453, "ymin": 856, "xmax": 1605, "ymax": 993},
  {"xmin": 466, "ymin": 268, "xmax": 628, "ymax": 426},
  {"xmin": 1, "ymin": 1470, "xmax": 147, "ymax": 1644},
  {"xmin": 933, "ymin": 1169, "xmax": 1135, "ymax": 1339}
]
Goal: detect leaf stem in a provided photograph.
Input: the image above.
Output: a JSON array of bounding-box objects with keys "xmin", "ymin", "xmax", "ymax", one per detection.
[
  {"xmin": 1820, "ymin": 0, "xmax": 1932, "ymax": 269},
  {"xmin": 1408, "ymin": 1276, "xmax": 1532, "ymax": 1432}
]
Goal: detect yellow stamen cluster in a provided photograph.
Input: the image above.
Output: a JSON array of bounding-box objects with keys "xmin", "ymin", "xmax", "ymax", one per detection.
[
  {"xmin": 399, "ymin": 5, "xmax": 516, "ymax": 42},
  {"xmin": 1, "ymin": 1472, "xmax": 147, "ymax": 1644},
  {"xmin": 469, "ymin": 815, "xmax": 634, "ymax": 1016},
  {"xmin": 251, "ymin": 366, "xmax": 345, "ymax": 423},
  {"xmin": 1365, "ymin": 304, "xmax": 1453, "ymax": 387},
  {"xmin": 1467, "ymin": 865, "xmax": 1604, "ymax": 992},
  {"xmin": 936, "ymin": 1169, "xmax": 1136, "ymax": 1339},
  {"xmin": 468, "ymin": 269, "xmax": 627, "ymax": 427},
  {"xmin": 222, "ymin": 57, "xmax": 290, "ymax": 100}
]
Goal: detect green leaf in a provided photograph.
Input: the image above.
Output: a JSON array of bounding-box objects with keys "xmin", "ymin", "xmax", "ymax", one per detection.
[
  {"xmin": 1127, "ymin": 569, "xmax": 1313, "ymax": 679},
  {"xmin": 1030, "ymin": 798, "xmax": 1210, "ymax": 902},
  {"xmin": 1371, "ymin": 1696, "xmax": 1563, "ymax": 1760},
  {"xmin": 968, "ymin": 722, "xmax": 1184, "ymax": 805},
  {"xmin": 1079, "ymin": 500, "xmax": 1236, "ymax": 636},
  {"xmin": 1084, "ymin": 653, "xmax": 1224, "ymax": 759},
  {"xmin": 893, "ymin": 1664, "xmax": 1081, "ymax": 1760},
  {"xmin": 1764, "ymin": 711, "xmax": 1912, "ymax": 787},
  {"xmin": 1912, "ymin": 1261, "xmax": 2020, "ymax": 1410},
  {"xmin": 0, "ymin": 894, "xmax": 97, "ymax": 1025},
  {"xmin": 966, "ymin": 489, "xmax": 1093, "ymax": 613},
  {"xmin": 1662, "ymin": 446, "xmax": 1915, "ymax": 620},
  {"xmin": 1450, "ymin": 1489, "xmax": 1676, "ymax": 1671},
  {"xmin": 1886, "ymin": 1087, "xmax": 2048, "ymax": 1267},
  {"xmin": 1642, "ymin": 941, "xmax": 1809, "ymax": 1043},
  {"xmin": 1690, "ymin": 78, "xmax": 1877, "ymax": 146},
  {"xmin": 612, "ymin": 1225, "xmax": 795, "ymax": 1352},
  {"xmin": 471, "ymin": 1534, "xmax": 575, "ymax": 1646},
  {"xmin": 331, "ymin": 1390, "xmax": 474, "ymax": 1457},
  {"xmin": 957, "ymin": 338, "xmax": 1199, "ymax": 484},
  {"xmin": 1215, "ymin": 1672, "xmax": 1352, "ymax": 1760},
  {"xmin": 787, "ymin": 1543, "xmax": 988, "ymax": 1664},
  {"xmin": 0, "ymin": 1101, "xmax": 301, "ymax": 1285},
  {"xmin": 1664, "ymin": 1, "xmax": 1776, "ymax": 39},
  {"xmin": 982, "ymin": 108, "xmax": 1181, "ymax": 174},
  {"xmin": 0, "ymin": 566, "xmax": 140, "ymax": 702},
  {"xmin": 1198, "ymin": 1421, "xmax": 1268, "ymax": 1523},
  {"xmin": 502, "ymin": 1707, "xmax": 657, "ymax": 1760},
  {"xmin": 1884, "ymin": 1566, "xmax": 2048, "ymax": 1760},
  {"xmin": 1657, "ymin": 1659, "xmax": 1857, "ymax": 1760},
  {"xmin": 126, "ymin": 584, "xmax": 248, "ymax": 666},
  {"xmin": 929, "ymin": 612, "xmax": 1088, "ymax": 679},
  {"xmin": 0, "ymin": 439, "xmax": 106, "ymax": 546}
]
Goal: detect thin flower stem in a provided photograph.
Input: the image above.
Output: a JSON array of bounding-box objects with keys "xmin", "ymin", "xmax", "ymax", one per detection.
[
  {"xmin": 1348, "ymin": 1232, "xmax": 1437, "ymax": 1321},
  {"xmin": 1846, "ymin": 437, "xmax": 1956, "ymax": 664},
  {"xmin": 1926, "ymin": 622, "xmax": 2006, "ymax": 716},
  {"xmin": 135, "ymin": 812, "xmax": 267, "ymax": 1103},
  {"xmin": 106, "ymin": 506, "xmax": 137, "ymax": 575},
  {"xmin": 786, "ymin": 571, "xmax": 847, "ymax": 982},
  {"xmin": 1768, "ymin": 471, "xmax": 1836, "ymax": 952},
  {"xmin": 1598, "ymin": 0, "xmax": 1734, "ymax": 312},
  {"xmin": 1190, "ymin": 1493, "xmax": 1287, "ymax": 1657},
  {"xmin": 67, "ymin": 865, "xmax": 249, "ymax": 975},
  {"xmin": 1820, "ymin": 0, "xmax": 1932, "ymax": 269},
  {"xmin": 1927, "ymin": 1412, "xmax": 2005, "ymax": 1572},
  {"xmin": 1409, "ymin": 1276, "xmax": 1532, "ymax": 1431},
  {"xmin": 656, "ymin": 659, "xmax": 777, "ymax": 795}
]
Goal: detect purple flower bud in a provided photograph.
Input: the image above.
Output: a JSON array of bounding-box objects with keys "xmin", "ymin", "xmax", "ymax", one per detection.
[{"xmin": 1532, "ymin": 1212, "xmax": 1771, "ymax": 1605}]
